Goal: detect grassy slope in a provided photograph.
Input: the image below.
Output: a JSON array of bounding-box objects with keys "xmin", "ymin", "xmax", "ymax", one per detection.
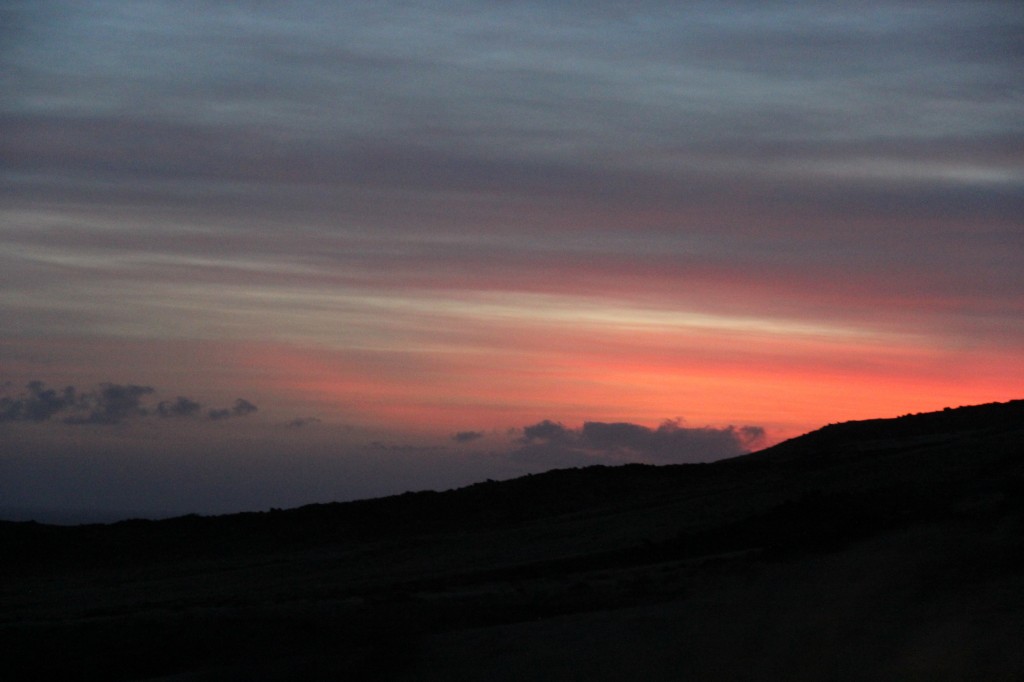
[{"xmin": 1, "ymin": 400, "xmax": 1022, "ymax": 680}]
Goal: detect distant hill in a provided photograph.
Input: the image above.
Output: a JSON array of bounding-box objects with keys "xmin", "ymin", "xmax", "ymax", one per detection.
[
  {"xmin": 2, "ymin": 399, "xmax": 1023, "ymax": 680},
  {"xmin": 743, "ymin": 399, "xmax": 1024, "ymax": 461}
]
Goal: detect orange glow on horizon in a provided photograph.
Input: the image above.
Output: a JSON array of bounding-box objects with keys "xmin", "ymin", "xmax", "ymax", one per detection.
[{"xmin": 233, "ymin": 307, "xmax": 1022, "ymax": 448}]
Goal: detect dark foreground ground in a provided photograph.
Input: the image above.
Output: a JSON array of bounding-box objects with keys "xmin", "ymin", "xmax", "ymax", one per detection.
[{"xmin": 3, "ymin": 401, "xmax": 1023, "ymax": 681}]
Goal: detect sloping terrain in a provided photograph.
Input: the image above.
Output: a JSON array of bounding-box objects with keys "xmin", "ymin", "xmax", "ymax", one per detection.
[{"xmin": 2, "ymin": 400, "xmax": 1022, "ymax": 680}]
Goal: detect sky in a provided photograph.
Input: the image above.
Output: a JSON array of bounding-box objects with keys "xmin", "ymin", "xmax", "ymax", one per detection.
[{"xmin": 2, "ymin": 1, "xmax": 1022, "ymax": 522}]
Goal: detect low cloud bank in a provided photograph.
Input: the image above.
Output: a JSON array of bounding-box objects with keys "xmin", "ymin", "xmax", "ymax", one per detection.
[
  {"xmin": 510, "ymin": 418, "xmax": 765, "ymax": 466},
  {"xmin": 0, "ymin": 380, "xmax": 258, "ymax": 426}
]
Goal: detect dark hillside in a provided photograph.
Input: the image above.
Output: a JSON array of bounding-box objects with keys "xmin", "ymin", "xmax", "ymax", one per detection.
[
  {"xmin": 743, "ymin": 399, "xmax": 1024, "ymax": 461},
  {"xmin": 2, "ymin": 400, "xmax": 1022, "ymax": 680}
]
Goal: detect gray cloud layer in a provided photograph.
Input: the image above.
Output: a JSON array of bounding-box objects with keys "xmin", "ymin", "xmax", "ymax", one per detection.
[
  {"xmin": 2, "ymin": 1, "xmax": 1020, "ymax": 346},
  {"xmin": 4, "ymin": 2, "xmax": 1020, "ymax": 201}
]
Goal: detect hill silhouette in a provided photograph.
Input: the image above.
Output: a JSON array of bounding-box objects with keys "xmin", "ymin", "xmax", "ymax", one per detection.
[{"xmin": 2, "ymin": 400, "xmax": 1022, "ymax": 680}]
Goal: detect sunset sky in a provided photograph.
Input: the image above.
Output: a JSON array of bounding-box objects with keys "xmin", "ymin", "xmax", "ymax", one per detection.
[{"xmin": 2, "ymin": 1, "xmax": 1022, "ymax": 521}]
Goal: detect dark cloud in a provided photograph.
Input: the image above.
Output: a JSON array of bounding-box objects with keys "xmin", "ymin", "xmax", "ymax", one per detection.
[
  {"xmin": 512, "ymin": 418, "xmax": 766, "ymax": 465},
  {"xmin": 580, "ymin": 421, "xmax": 652, "ymax": 450},
  {"xmin": 520, "ymin": 420, "xmax": 571, "ymax": 443},
  {"xmin": 0, "ymin": 380, "xmax": 76, "ymax": 423},
  {"xmin": 156, "ymin": 396, "xmax": 203, "ymax": 418},
  {"xmin": 208, "ymin": 398, "xmax": 259, "ymax": 421},
  {"xmin": 63, "ymin": 383, "xmax": 155, "ymax": 425},
  {"xmin": 452, "ymin": 430, "xmax": 484, "ymax": 444},
  {"xmin": 0, "ymin": 381, "xmax": 257, "ymax": 425},
  {"xmin": 0, "ymin": 381, "xmax": 156, "ymax": 426}
]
